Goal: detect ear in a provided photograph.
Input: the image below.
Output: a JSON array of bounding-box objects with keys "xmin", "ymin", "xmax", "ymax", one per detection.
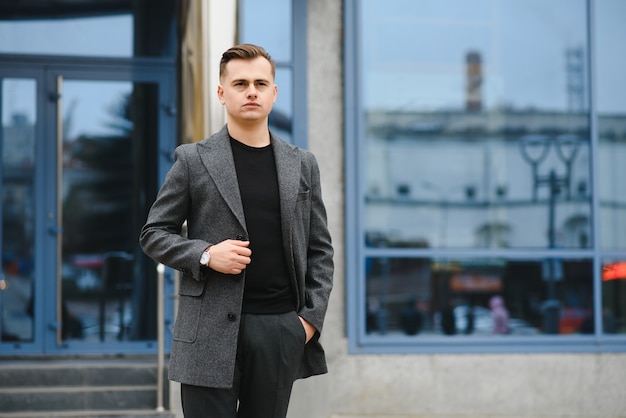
[
  {"xmin": 273, "ymin": 84, "xmax": 278, "ymax": 103},
  {"xmin": 217, "ymin": 84, "xmax": 225, "ymax": 104}
]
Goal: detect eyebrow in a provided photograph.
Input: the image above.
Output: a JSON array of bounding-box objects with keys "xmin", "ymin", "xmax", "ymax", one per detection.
[{"xmin": 231, "ymin": 78, "xmax": 271, "ymax": 84}]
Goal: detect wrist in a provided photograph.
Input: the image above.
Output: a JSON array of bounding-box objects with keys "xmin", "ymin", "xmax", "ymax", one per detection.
[{"xmin": 200, "ymin": 246, "xmax": 212, "ymax": 266}]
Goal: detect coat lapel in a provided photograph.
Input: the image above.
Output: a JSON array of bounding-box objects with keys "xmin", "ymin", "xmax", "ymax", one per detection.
[
  {"xmin": 197, "ymin": 127, "xmax": 301, "ymax": 237},
  {"xmin": 272, "ymin": 133, "xmax": 301, "ymax": 244},
  {"xmin": 197, "ymin": 126, "xmax": 247, "ymax": 230}
]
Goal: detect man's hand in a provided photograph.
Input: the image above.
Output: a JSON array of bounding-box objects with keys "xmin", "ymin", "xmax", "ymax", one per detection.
[
  {"xmin": 207, "ymin": 240, "xmax": 251, "ymax": 275},
  {"xmin": 299, "ymin": 316, "xmax": 316, "ymax": 343}
]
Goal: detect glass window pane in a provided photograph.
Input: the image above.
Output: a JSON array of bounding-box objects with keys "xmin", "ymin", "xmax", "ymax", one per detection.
[
  {"xmin": 239, "ymin": 0, "xmax": 292, "ymax": 62},
  {"xmin": 361, "ymin": 0, "xmax": 591, "ymax": 249},
  {"xmin": 61, "ymin": 80, "xmax": 159, "ymax": 342},
  {"xmin": 365, "ymin": 257, "xmax": 593, "ymax": 337},
  {"xmin": 0, "ymin": 1, "xmax": 176, "ymax": 58},
  {"xmin": 1, "ymin": 78, "xmax": 36, "ymax": 342},
  {"xmin": 0, "ymin": 15, "xmax": 133, "ymax": 57},
  {"xmin": 270, "ymin": 68, "xmax": 293, "ymax": 143},
  {"xmin": 601, "ymin": 260, "xmax": 626, "ymax": 335},
  {"xmin": 596, "ymin": 0, "xmax": 626, "ymax": 249}
]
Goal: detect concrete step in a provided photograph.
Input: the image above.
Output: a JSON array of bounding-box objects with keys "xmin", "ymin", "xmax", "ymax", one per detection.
[
  {"xmin": 0, "ymin": 359, "xmax": 159, "ymax": 388},
  {"xmin": 0, "ymin": 410, "xmax": 174, "ymax": 418},
  {"xmin": 0, "ymin": 359, "xmax": 173, "ymax": 417}
]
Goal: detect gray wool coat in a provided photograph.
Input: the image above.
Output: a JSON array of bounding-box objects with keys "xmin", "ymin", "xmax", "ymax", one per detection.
[{"xmin": 139, "ymin": 125, "xmax": 334, "ymax": 388}]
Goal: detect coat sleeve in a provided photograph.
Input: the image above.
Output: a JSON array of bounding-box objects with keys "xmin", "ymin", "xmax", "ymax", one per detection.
[
  {"xmin": 298, "ymin": 151, "xmax": 334, "ymax": 335},
  {"xmin": 139, "ymin": 145, "xmax": 210, "ymax": 280}
]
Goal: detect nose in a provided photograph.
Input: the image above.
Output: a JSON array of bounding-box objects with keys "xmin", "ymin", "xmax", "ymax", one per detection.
[{"xmin": 246, "ymin": 84, "xmax": 258, "ymax": 98}]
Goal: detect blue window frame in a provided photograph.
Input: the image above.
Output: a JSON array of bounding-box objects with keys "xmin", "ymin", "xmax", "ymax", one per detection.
[
  {"xmin": 238, "ymin": 0, "xmax": 308, "ymax": 148},
  {"xmin": 345, "ymin": 0, "xmax": 626, "ymax": 353}
]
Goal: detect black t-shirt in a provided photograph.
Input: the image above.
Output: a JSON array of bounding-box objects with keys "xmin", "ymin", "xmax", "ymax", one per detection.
[{"xmin": 230, "ymin": 137, "xmax": 295, "ymax": 314}]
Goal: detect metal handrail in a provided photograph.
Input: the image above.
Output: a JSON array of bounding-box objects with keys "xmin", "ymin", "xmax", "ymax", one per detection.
[{"xmin": 156, "ymin": 263, "xmax": 165, "ymax": 412}]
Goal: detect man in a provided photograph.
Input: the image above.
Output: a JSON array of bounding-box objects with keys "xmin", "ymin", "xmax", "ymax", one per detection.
[{"xmin": 139, "ymin": 44, "xmax": 334, "ymax": 417}]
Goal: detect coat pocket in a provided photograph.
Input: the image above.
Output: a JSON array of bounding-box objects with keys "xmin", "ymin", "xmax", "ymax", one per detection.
[
  {"xmin": 173, "ymin": 276, "xmax": 206, "ymax": 343},
  {"xmin": 173, "ymin": 294, "xmax": 202, "ymax": 343},
  {"xmin": 179, "ymin": 274, "xmax": 206, "ymax": 296}
]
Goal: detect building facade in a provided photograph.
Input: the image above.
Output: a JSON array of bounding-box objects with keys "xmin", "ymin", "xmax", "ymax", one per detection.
[{"xmin": 1, "ymin": 0, "xmax": 625, "ymax": 417}]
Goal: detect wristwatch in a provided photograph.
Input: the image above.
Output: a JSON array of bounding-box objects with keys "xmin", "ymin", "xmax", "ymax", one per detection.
[{"xmin": 200, "ymin": 247, "xmax": 211, "ymax": 266}]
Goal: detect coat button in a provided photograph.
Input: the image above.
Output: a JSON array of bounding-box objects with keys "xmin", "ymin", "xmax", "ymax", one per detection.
[
  {"xmin": 227, "ymin": 313, "xmax": 237, "ymax": 321},
  {"xmin": 236, "ymin": 234, "xmax": 244, "ymax": 240}
]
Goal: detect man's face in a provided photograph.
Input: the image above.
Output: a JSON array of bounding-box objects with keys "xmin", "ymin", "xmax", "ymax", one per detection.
[{"xmin": 217, "ymin": 56, "xmax": 277, "ymax": 125}]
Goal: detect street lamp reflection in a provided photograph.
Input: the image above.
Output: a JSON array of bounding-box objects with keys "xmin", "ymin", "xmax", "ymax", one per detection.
[{"xmin": 519, "ymin": 133, "xmax": 581, "ymax": 334}]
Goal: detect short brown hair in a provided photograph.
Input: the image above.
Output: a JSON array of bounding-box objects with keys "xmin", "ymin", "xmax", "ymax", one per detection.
[{"xmin": 219, "ymin": 44, "xmax": 276, "ymax": 80}]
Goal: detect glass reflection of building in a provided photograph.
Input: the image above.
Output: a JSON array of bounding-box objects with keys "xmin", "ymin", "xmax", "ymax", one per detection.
[
  {"xmin": 365, "ymin": 110, "xmax": 594, "ymax": 250},
  {"xmin": 352, "ymin": 0, "xmax": 626, "ymax": 345}
]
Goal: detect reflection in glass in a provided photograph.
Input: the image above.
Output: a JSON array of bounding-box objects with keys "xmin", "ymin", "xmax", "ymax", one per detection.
[
  {"xmin": 596, "ymin": 0, "xmax": 626, "ymax": 249},
  {"xmin": 365, "ymin": 257, "xmax": 593, "ymax": 337},
  {"xmin": 361, "ymin": 0, "xmax": 591, "ymax": 249},
  {"xmin": 0, "ymin": 0, "xmax": 176, "ymax": 58},
  {"xmin": 60, "ymin": 80, "xmax": 158, "ymax": 343},
  {"xmin": 1, "ymin": 78, "xmax": 36, "ymax": 342},
  {"xmin": 601, "ymin": 260, "xmax": 626, "ymax": 334},
  {"xmin": 0, "ymin": 15, "xmax": 132, "ymax": 57},
  {"xmin": 270, "ymin": 68, "xmax": 293, "ymax": 143},
  {"xmin": 239, "ymin": 0, "xmax": 292, "ymax": 62}
]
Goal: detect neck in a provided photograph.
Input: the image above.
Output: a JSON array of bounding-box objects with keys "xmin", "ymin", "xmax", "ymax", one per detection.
[{"xmin": 227, "ymin": 120, "xmax": 271, "ymax": 147}]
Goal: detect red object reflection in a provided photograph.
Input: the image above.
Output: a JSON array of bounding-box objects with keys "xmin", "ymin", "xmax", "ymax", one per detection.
[{"xmin": 602, "ymin": 262, "xmax": 626, "ymax": 281}]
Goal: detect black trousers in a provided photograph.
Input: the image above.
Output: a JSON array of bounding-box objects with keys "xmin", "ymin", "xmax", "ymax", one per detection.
[{"xmin": 180, "ymin": 311, "xmax": 306, "ymax": 418}]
